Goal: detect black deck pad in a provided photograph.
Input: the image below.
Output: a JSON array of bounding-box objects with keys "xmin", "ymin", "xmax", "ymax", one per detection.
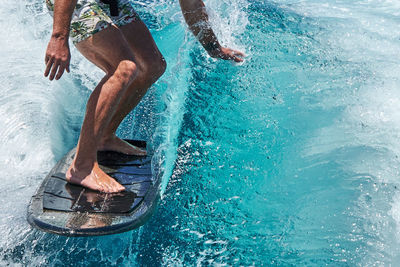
[
  {"xmin": 97, "ymin": 139, "xmax": 148, "ymax": 166},
  {"xmin": 43, "ymin": 176, "xmax": 143, "ymax": 213},
  {"xmin": 98, "ymin": 151, "xmax": 151, "ymax": 166},
  {"xmin": 27, "ymin": 140, "xmax": 161, "ymax": 236},
  {"xmin": 43, "ymin": 145, "xmax": 152, "ymax": 214},
  {"xmin": 110, "ymin": 173, "xmax": 151, "ymax": 185}
]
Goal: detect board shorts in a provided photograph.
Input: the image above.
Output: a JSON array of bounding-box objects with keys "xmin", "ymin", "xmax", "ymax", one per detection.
[{"xmin": 45, "ymin": 0, "xmax": 139, "ymax": 44}]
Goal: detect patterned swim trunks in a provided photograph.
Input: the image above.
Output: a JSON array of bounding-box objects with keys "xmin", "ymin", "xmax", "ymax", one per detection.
[{"xmin": 45, "ymin": 0, "xmax": 139, "ymax": 44}]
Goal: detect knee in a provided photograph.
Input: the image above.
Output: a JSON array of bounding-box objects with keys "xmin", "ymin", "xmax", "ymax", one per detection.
[
  {"xmin": 113, "ymin": 60, "xmax": 138, "ymax": 85},
  {"xmin": 141, "ymin": 55, "xmax": 167, "ymax": 85},
  {"xmin": 156, "ymin": 56, "xmax": 167, "ymax": 78}
]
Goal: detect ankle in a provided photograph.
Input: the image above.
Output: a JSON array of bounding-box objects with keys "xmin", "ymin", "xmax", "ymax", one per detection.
[
  {"xmin": 99, "ymin": 133, "xmax": 117, "ymax": 146},
  {"xmin": 71, "ymin": 160, "xmax": 95, "ymax": 174}
]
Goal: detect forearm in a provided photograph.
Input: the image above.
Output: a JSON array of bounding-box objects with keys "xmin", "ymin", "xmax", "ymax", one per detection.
[
  {"xmin": 179, "ymin": 0, "xmax": 221, "ymax": 52},
  {"xmin": 52, "ymin": 0, "xmax": 78, "ymax": 39}
]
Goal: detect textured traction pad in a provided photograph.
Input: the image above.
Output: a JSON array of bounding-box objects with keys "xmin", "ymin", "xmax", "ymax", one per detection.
[{"xmin": 43, "ymin": 141, "xmax": 152, "ymax": 214}]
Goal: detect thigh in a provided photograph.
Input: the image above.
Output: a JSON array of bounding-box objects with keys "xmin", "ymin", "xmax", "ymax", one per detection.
[
  {"xmin": 119, "ymin": 17, "xmax": 165, "ymax": 70},
  {"xmin": 75, "ymin": 25, "xmax": 136, "ymax": 74}
]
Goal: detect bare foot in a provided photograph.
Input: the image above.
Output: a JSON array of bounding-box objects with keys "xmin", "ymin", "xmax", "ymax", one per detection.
[
  {"xmin": 66, "ymin": 162, "xmax": 125, "ymax": 193},
  {"xmin": 99, "ymin": 135, "xmax": 147, "ymax": 156}
]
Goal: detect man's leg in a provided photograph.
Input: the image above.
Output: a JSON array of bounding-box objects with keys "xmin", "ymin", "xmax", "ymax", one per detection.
[
  {"xmin": 66, "ymin": 25, "xmax": 139, "ymax": 193},
  {"xmin": 98, "ymin": 18, "xmax": 167, "ymax": 155}
]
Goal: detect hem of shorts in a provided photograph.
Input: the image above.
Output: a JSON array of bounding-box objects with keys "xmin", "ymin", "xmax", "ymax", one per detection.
[
  {"xmin": 71, "ymin": 16, "xmax": 138, "ymax": 45},
  {"xmin": 71, "ymin": 22, "xmax": 115, "ymax": 45}
]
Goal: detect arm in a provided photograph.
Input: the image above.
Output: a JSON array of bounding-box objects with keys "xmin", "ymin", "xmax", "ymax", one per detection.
[
  {"xmin": 44, "ymin": 0, "xmax": 77, "ymax": 80},
  {"xmin": 179, "ymin": 0, "xmax": 244, "ymax": 62}
]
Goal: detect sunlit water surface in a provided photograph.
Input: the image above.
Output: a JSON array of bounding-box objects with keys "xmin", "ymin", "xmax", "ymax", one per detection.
[{"xmin": 1, "ymin": 0, "xmax": 400, "ymax": 265}]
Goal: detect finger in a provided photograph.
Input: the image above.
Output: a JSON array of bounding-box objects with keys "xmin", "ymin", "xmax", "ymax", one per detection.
[
  {"xmin": 232, "ymin": 49, "xmax": 246, "ymax": 57},
  {"xmin": 45, "ymin": 54, "xmax": 50, "ymax": 64},
  {"xmin": 228, "ymin": 50, "xmax": 245, "ymax": 60},
  {"xmin": 66, "ymin": 60, "xmax": 70, "ymax": 73},
  {"xmin": 49, "ymin": 61, "xmax": 60, "ymax": 81},
  {"xmin": 233, "ymin": 55, "xmax": 244, "ymax": 62},
  {"xmin": 44, "ymin": 58, "xmax": 54, "ymax": 77},
  {"xmin": 226, "ymin": 53, "xmax": 243, "ymax": 63},
  {"xmin": 55, "ymin": 63, "xmax": 65, "ymax": 80}
]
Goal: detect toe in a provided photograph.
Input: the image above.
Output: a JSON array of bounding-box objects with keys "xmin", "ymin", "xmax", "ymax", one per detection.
[
  {"xmin": 118, "ymin": 184, "xmax": 125, "ymax": 192},
  {"xmin": 95, "ymin": 185, "xmax": 104, "ymax": 192},
  {"xmin": 113, "ymin": 181, "xmax": 125, "ymax": 192},
  {"xmin": 109, "ymin": 184, "xmax": 118, "ymax": 193},
  {"xmin": 138, "ymin": 149, "xmax": 147, "ymax": 156},
  {"xmin": 100, "ymin": 184, "xmax": 110, "ymax": 193},
  {"xmin": 105, "ymin": 184, "xmax": 114, "ymax": 193}
]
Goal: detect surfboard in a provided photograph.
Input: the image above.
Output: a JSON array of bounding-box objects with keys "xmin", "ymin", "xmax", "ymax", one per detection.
[{"xmin": 27, "ymin": 140, "xmax": 160, "ymax": 237}]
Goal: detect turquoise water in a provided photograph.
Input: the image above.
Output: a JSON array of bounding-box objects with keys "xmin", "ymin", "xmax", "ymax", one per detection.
[{"xmin": 1, "ymin": 0, "xmax": 400, "ymax": 265}]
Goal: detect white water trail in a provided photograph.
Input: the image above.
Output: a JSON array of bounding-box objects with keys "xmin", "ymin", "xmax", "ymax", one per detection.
[{"xmin": 281, "ymin": 0, "xmax": 400, "ymax": 263}]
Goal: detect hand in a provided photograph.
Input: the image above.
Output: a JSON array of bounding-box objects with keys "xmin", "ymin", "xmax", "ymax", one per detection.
[
  {"xmin": 44, "ymin": 35, "xmax": 71, "ymax": 81},
  {"xmin": 208, "ymin": 47, "xmax": 245, "ymax": 62}
]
